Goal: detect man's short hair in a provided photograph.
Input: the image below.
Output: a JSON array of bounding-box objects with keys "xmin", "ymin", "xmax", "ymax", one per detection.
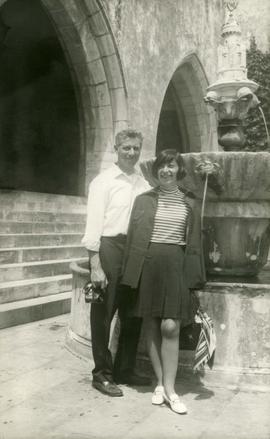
[{"xmin": 115, "ymin": 129, "xmax": 143, "ymax": 147}]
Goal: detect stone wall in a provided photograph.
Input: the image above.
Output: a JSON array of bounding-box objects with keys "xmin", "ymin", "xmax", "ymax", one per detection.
[{"xmin": 103, "ymin": 0, "xmax": 224, "ymax": 160}]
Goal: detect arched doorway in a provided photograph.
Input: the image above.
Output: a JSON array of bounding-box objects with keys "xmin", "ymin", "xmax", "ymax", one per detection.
[
  {"xmin": 0, "ymin": 0, "xmax": 81, "ymax": 195},
  {"xmin": 0, "ymin": 0, "xmax": 129, "ymax": 196},
  {"xmin": 40, "ymin": 0, "xmax": 129, "ymax": 194},
  {"xmin": 156, "ymin": 54, "xmax": 215, "ymax": 154},
  {"xmin": 156, "ymin": 83, "xmax": 187, "ymax": 154}
]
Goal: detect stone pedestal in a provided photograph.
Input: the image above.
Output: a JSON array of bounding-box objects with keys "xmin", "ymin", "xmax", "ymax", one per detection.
[
  {"xmin": 188, "ymin": 279, "xmax": 270, "ymax": 390},
  {"xmin": 66, "ymin": 262, "xmax": 270, "ymax": 390},
  {"xmin": 65, "ymin": 262, "xmax": 91, "ymax": 359},
  {"xmin": 66, "ymin": 262, "xmax": 119, "ymax": 360}
]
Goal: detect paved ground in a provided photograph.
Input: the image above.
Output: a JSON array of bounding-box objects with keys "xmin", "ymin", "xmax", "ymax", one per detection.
[{"xmin": 0, "ymin": 315, "xmax": 269, "ymax": 439}]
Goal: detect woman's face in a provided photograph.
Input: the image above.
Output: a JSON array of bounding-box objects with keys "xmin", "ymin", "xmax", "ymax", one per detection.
[{"xmin": 157, "ymin": 159, "xmax": 179, "ymax": 188}]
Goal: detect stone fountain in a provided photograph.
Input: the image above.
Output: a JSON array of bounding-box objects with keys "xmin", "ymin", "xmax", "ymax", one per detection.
[
  {"xmin": 185, "ymin": 0, "xmax": 270, "ymax": 280},
  {"xmin": 177, "ymin": 1, "xmax": 270, "ymax": 389}
]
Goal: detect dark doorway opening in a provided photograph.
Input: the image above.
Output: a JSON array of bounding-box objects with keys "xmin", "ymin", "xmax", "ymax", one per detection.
[
  {"xmin": 156, "ymin": 83, "xmax": 187, "ymax": 155},
  {"xmin": 0, "ymin": 0, "xmax": 81, "ymax": 195}
]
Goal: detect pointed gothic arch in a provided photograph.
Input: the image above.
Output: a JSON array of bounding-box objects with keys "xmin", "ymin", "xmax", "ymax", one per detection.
[{"xmin": 156, "ymin": 53, "xmax": 217, "ymax": 154}]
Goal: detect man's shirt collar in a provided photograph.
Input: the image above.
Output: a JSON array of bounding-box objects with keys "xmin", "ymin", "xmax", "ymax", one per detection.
[{"xmin": 111, "ymin": 163, "xmax": 140, "ymax": 179}]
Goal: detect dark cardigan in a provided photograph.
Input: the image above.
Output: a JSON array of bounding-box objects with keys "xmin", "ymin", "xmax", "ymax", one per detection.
[{"xmin": 121, "ymin": 187, "xmax": 206, "ymax": 290}]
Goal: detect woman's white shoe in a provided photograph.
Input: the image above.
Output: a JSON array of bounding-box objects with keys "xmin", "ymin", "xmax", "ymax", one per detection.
[
  {"xmin": 151, "ymin": 386, "xmax": 165, "ymax": 405},
  {"xmin": 164, "ymin": 393, "xmax": 187, "ymax": 414}
]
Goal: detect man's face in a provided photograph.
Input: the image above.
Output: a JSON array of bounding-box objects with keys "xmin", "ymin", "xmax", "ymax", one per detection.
[{"xmin": 115, "ymin": 137, "xmax": 142, "ymax": 173}]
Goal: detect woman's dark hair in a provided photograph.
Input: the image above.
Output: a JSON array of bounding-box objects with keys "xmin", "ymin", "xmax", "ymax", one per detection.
[{"xmin": 152, "ymin": 149, "xmax": 186, "ymax": 180}]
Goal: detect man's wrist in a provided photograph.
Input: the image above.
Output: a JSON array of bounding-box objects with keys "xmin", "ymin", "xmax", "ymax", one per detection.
[{"xmin": 88, "ymin": 251, "xmax": 101, "ymax": 270}]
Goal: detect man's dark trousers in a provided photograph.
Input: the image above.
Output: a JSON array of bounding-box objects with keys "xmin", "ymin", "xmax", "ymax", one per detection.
[{"xmin": 90, "ymin": 235, "xmax": 142, "ymax": 383}]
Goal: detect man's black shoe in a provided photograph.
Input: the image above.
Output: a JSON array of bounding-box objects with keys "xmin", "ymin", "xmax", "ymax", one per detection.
[
  {"xmin": 92, "ymin": 380, "xmax": 123, "ymax": 397},
  {"xmin": 115, "ymin": 372, "xmax": 151, "ymax": 386}
]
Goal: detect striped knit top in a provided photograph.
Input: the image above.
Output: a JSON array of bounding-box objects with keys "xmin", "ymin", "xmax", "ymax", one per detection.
[{"xmin": 150, "ymin": 187, "xmax": 190, "ymax": 245}]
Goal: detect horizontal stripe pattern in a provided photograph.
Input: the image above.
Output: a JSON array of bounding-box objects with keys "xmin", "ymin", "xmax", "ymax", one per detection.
[{"xmin": 150, "ymin": 188, "xmax": 190, "ymax": 245}]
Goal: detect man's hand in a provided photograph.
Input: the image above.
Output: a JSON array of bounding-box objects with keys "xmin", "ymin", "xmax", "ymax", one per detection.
[{"xmin": 88, "ymin": 251, "xmax": 108, "ymax": 290}]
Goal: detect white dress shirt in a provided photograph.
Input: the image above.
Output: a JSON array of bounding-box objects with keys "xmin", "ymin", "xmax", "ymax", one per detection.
[{"xmin": 82, "ymin": 164, "xmax": 150, "ymax": 251}]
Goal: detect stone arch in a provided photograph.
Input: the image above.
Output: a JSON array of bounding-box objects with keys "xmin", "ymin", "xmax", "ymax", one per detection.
[
  {"xmin": 41, "ymin": 0, "xmax": 130, "ymax": 193},
  {"xmin": 0, "ymin": 0, "xmax": 129, "ymax": 194},
  {"xmin": 157, "ymin": 53, "xmax": 217, "ymax": 153}
]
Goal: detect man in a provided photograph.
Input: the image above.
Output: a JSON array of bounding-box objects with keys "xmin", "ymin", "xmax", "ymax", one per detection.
[{"xmin": 82, "ymin": 129, "xmax": 151, "ymax": 397}]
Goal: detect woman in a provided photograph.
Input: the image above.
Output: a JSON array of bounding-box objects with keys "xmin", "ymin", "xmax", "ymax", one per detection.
[{"xmin": 121, "ymin": 149, "xmax": 206, "ymax": 414}]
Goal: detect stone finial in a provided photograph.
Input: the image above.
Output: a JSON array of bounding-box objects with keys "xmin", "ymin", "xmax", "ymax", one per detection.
[
  {"xmin": 204, "ymin": 0, "xmax": 259, "ymax": 150},
  {"xmin": 218, "ymin": 0, "xmax": 247, "ymax": 82}
]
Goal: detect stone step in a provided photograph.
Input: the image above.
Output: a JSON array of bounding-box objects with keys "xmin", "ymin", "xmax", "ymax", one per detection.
[
  {"xmin": 0, "ymin": 274, "xmax": 72, "ymax": 304},
  {"xmin": 0, "ymin": 245, "xmax": 87, "ymax": 264},
  {"xmin": 0, "ymin": 210, "xmax": 86, "ymax": 223},
  {"xmin": 0, "ymin": 190, "xmax": 86, "ymax": 213},
  {"xmin": 0, "ymin": 291, "xmax": 71, "ymax": 329},
  {"xmin": 0, "ymin": 233, "xmax": 83, "ymax": 248},
  {"xmin": 0, "ymin": 257, "xmax": 88, "ymax": 283},
  {"xmin": 0, "ymin": 221, "xmax": 85, "ymax": 234}
]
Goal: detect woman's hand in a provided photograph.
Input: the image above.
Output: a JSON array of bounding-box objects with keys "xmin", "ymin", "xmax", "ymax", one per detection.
[
  {"xmin": 195, "ymin": 160, "xmax": 224, "ymax": 195},
  {"xmin": 195, "ymin": 160, "xmax": 222, "ymax": 177}
]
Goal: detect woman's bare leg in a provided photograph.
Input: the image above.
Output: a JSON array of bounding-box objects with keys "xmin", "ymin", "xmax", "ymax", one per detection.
[
  {"xmin": 145, "ymin": 317, "xmax": 163, "ymax": 385},
  {"xmin": 160, "ymin": 318, "xmax": 180, "ymax": 397}
]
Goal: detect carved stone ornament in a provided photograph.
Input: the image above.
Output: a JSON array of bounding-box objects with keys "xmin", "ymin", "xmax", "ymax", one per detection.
[{"xmin": 224, "ymin": 0, "xmax": 239, "ymax": 13}]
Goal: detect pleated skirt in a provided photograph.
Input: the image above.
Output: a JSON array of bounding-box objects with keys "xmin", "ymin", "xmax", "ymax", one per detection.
[{"xmin": 134, "ymin": 242, "xmax": 191, "ymax": 320}]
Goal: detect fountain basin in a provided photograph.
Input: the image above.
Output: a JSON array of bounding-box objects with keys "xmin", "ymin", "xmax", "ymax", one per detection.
[
  {"xmin": 181, "ymin": 152, "xmax": 270, "ymax": 200},
  {"xmin": 182, "ymin": 152, "xmax": 270, "ymax": 277}
]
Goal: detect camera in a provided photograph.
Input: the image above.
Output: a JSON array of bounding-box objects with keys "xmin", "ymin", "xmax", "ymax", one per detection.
[{"xmin": 82, "ymin": 281, "xmax": 104, "ymax": 304}]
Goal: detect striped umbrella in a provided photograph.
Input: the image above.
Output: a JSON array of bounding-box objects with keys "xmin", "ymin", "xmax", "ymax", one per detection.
[{"xmin": 193, "ymin": 309, "xmax": 216, "ymax": 371}]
